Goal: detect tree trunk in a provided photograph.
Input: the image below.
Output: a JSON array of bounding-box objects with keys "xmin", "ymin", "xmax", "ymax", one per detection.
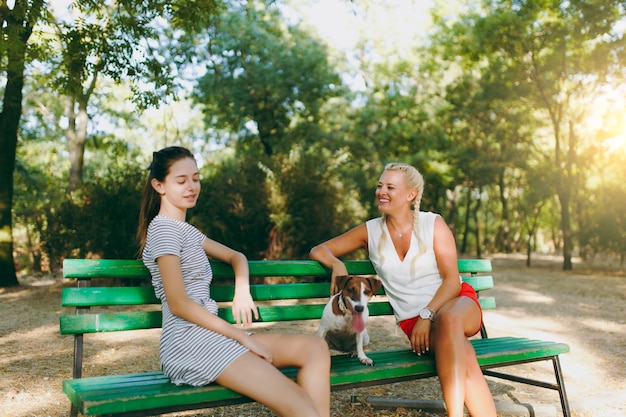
[
  {"xmin": 473, "ymin": 185, "xmax": 482, "ymax": 258},
  {"xmin": 558, "ymin": 120, "xmax": 578, "ymax": 271},
  {"xmin": 526, "ymin": 202, "xmax": 544, "ymax": 267},
  {"xmin": 0, "ymin": 1, "xmax": 42, "ymax": 287},
  {"xmin": 460, "ymin": 186, "xmax": 472, "ymax": 255},
  {"xmin": 497, "ymin": 169, "xmax": 512, "ymax": 252},
  {"xmin": 27, "ymin": 228, "xmax": 42, "ymax": 273},
  {"xmin": 530, "ymin": 42, "xmax": 575, "ymax": 271},
  {"xmin": 558, "ymin": 190, "xmax": 573, "ymax": 270},
  {"xmin": 0, "ymin": 98, "xmax": 19, "ymax": 286},
  {"xmin": 66, "ymin": 96, "xmax": 89, "ymax": 192}
]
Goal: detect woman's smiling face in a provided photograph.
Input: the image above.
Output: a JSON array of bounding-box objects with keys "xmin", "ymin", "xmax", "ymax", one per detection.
[{"xmin": 376, "ymin": 169, "xmax": 414, "ymax": 213}]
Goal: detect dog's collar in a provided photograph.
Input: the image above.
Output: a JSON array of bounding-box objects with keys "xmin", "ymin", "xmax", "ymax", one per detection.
[{"xmin": 337, "ymin": 294, "xmax": 349, "ymax": 313}]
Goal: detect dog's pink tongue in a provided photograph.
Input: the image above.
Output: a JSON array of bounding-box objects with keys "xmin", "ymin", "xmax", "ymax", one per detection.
[{"xmin": 352, "ymin": 312, "xmax": 365, "ymax": 333}]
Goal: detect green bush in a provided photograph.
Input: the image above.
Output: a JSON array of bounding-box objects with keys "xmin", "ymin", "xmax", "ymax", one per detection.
[{"xmin": 41, "ymin": 167, "xmax": 144, "ymax": 267}]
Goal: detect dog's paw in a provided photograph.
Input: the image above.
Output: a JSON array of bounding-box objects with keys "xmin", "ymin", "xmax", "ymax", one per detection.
[{"xmin": 359, "ymin": 356, "xmax": 375, "ymax": 366}]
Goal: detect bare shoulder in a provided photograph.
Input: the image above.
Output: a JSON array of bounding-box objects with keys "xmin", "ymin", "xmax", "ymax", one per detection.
[
  {"xmin": 434, "ymin": 214, "xmax": 453, "ymax": 233},
  {"xmin": 433, "ymin": 215, "xmax": 457, "ymax": 253}
]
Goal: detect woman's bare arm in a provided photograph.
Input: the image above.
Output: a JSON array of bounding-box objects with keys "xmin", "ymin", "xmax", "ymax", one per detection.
[{"xmin": 310, "ymin": 224, "xmax": 368, "ymax": 293}]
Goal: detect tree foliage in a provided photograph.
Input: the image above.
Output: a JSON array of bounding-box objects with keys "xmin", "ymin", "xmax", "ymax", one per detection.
[
  {"xmin": 425, "ymin": 0, "xmax": 626, "ymax": 268},
  {"xmin": 195, "ymin": 2, "xmax": 342, "ymax": 154},
  {"xmin": 1, "ymin": 0, "xmax": 223, "ymax": 286},
  {"xmin": 4, "ymin": 0, "xmax": 626, "ymax": 286},
  {"xmin": 46, "ymin": 0, "xmax": 224, "ymax": 190},
  {"xmin": 193, "ymin": 1, "xmax": 351, "ymax": 258}
]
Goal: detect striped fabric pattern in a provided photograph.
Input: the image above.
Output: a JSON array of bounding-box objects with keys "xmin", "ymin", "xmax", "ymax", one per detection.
[{"xmin": 143, "ymin": 215, "xmax": 248, "ymax": 386}]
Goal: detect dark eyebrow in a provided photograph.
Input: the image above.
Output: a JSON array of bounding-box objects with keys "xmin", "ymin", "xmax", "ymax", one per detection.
[{"xmin": 173, "ymin": 172, "xmax": 199, "ymax": 179}]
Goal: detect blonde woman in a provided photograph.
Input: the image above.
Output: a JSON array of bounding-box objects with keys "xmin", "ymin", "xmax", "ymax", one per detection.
[{"xmin": 310, "ymin": 163, "xmax": 496, "ymax": 417}]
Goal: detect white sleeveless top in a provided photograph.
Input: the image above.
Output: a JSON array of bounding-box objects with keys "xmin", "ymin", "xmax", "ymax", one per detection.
[{"xmin": 366, "ymin": 211, "xmax": 446, "ymax": 322}]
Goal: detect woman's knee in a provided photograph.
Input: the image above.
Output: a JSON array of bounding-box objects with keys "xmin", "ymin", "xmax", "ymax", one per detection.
[
  {"xmin": 436, "ymin": 299, "xmax": 481, "ymax": 335},
  {"xmin": 308, "ymin": 335, "xmax": 331, "ymax": 363},
  {"xmin": 434, "ymin": 308, "xmax": 464, "ymax": 333},
  {"xmin": 285, "ymin": 335, "xmax": 330, "ymax": 369},
  {"xmin": 315, "ymin": 334, "xmax": 330, "ymax": 352}
]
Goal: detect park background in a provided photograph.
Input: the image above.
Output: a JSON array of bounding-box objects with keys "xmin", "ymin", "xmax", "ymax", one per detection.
[
  {"xmin": 2, "ymin": 0, "xmax": 625, "ymax": 284},
  {"xmin": 1, "ymin": 0, "xmax": 625, "ymax": 415}
]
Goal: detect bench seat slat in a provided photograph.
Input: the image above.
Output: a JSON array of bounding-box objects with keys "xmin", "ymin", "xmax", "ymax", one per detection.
[
  {"xmin": 457, "ymin": 259, "xmax": 492, "ymax": 273},
  {"xmin": 478, "ymin": 296, "xmax": 496, "ymax": 310},
  {"xmin": 60, "ymin": 302, "xmax": 391, "ymax": 334},
  {"xmin": 63, "ymin": 373, "xmax": 251, "ymax": 416},
  {"xmin": 62, "ymin": 259, "xmax": 335, "ymax": 280},
  {"xmin": 62, "ymin": 259, "xmax": 492, "ymax": 280},
  {"xmin": 60, "ymin": 297, "xmax": 497, "ymax": 335},
  {"xmin": 61, "ymin": 276, "xmax": 495, "ymax": 307},
  {"xmin": 462, "ymin": 275, "xmax": 493, "ymax": 291},
  {"xmin": 61, "ymin": 283, "xmax": 332, "ymax": 307},
  {"xmin": 63, "ymin": 260, "xmax": 149, "ymax": 280},
  {"xmin": 62, "ymin": 287, "xmax": 160, "ymax": 307},
  {"xmin": 61, "ymin": 283, "xmax": 336, "ymax": 307},
  {"xmin": 64, "ymin": 337, "xmax": 565, "ymax": 417},
  {"xmin": 60, "ymin": 311, "xmax": 163, "ymax": 334},
  {"xmin": 473, "ymin": 337, "xmax": 570, "ymax": 365},
  {"xmin": 213, "ymin": 275, "xmax": 495, "ymax": 300},
  {"xmin": 213, "ymin": 282, "xmax": 332, "ymax": 301}
]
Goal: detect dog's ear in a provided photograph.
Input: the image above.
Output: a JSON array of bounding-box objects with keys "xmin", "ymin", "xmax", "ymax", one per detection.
[
  {"xmin": 335, "ymin": 275, "xmax": 350, "ymax": 290},
  {"xmin": 367, "ymin": 277, "xmax": 383, "ymax": 294}
]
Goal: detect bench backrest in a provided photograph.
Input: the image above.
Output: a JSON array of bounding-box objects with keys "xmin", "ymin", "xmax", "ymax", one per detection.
[{"xmin": 60, "ymin": 259, "xmax": 495, "ymax": 336}]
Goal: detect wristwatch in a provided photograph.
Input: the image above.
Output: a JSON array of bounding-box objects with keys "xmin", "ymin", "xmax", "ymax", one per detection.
[{"xmin": 419, "ymin": 307, "xmax": 436, "ymax": 322}]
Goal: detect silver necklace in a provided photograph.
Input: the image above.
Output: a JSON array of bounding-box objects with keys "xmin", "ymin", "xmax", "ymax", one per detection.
[{"xmin": 391, "ymin": 223, "xmax": 411, "ymax": 237}]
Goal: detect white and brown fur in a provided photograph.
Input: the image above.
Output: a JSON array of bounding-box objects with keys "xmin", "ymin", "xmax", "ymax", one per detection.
[{"xmin": 316, "ymin": 275, "xmax": 382, "ymax": 365}]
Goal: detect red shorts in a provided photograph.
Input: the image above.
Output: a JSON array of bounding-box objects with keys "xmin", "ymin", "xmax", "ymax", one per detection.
[{"xmin": 398, "ymin": 282, "xmax": 482, "ymax": 338}]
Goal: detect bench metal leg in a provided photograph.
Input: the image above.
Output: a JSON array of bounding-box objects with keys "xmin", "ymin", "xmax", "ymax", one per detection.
[
  {"xmin": 69, "ymin": 282, "xmax": 88, "ymax": 417},
  {"xmin": 479, "ymin": 323, "xmax": 488, "ymax": 339},
  {"xmin": 482, "ymin": 356, "xmax": 571, "ymax": 417},
  {"xmin": 552, "ymin": 356, "xmax": 571, "ymax": 417}
]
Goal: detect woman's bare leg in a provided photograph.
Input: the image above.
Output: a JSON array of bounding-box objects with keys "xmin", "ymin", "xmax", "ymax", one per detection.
[
  {"xmin": 217, "ymin": 333, "xmax": 330, "ymax": 417},
  {"xmin": 463, "ymin": 350, "xmax": 498, "ymax": 417},
  {"xmin": 432, "ymin": 297, "xmax": 496, "ymax": 417},
  {"xmin": 217, "ymin": 351, "xmax": 318, "ymax": 416}
]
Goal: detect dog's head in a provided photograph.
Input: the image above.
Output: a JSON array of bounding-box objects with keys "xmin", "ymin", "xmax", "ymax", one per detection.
[{"xmin": 335, "ymin": 275, "xmax": 382, "ymax": 313}]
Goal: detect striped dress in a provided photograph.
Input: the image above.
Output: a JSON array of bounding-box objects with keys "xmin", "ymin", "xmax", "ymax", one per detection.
[{"xmin": 142, "ymin": 215, "xmax": 249, "ymax": 386}]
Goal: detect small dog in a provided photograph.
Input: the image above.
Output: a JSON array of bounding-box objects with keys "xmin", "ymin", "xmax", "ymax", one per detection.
[{"xmin": 316, "ymin": 275, "xmax": 382, "ymax": 366}]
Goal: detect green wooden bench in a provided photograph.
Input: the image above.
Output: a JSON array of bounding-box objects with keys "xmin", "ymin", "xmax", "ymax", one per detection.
[{"xmin": 60, "ymin": 258, "xmax": 571, "ymax": 417}]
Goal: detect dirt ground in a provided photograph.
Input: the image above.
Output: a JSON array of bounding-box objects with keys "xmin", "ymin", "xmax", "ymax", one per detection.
[{"xmin": 1, "ymin": 254, "xmax": 625, "ymax": 417}]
